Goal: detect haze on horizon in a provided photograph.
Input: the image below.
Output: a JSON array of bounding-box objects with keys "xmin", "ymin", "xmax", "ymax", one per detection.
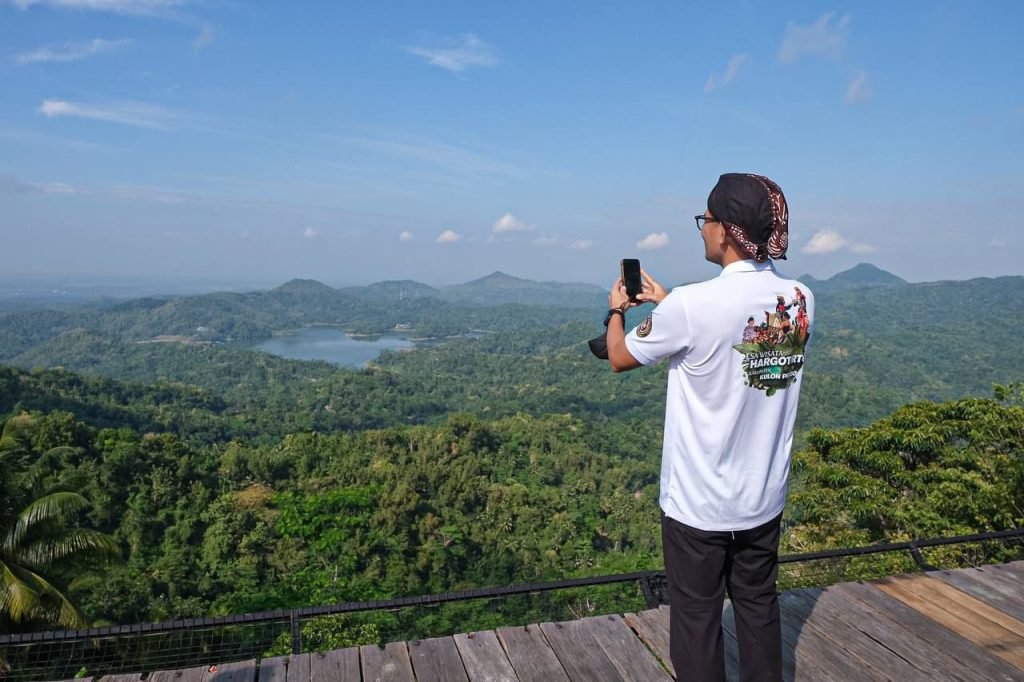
[{"xmin": 1, "ymin": 2, "xmax": 1022, "ymax": 288}]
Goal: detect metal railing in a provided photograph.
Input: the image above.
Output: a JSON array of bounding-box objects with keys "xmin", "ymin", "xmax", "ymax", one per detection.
[{"xmin": 2, "ymin": 527, "xmax": 1022, "ymax": 681}]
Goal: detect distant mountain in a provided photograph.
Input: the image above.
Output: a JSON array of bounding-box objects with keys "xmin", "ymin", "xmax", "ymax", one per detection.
[
  {"xmin": 272, "ymin": 278, "xmax": 338, "ymax": 296},
  {"xmin": 440, "ymin": 271, "xmax": 605, "ymax": 306},
  {"xmin": 799, "ymin": 263, "xmax": 907, "ymax": 293},
  {"xmin": 355, "ymin": 279, "xmax": 439, "ymax": 301}
]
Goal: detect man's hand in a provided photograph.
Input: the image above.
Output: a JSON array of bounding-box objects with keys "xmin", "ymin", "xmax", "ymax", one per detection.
[
  {"xmin": 608, "ymin": 278, "xmax": 636, "ymax": 311},
  {"xmin": 635, "ymin": 269, "xmax": 668, "ymax": 306},
  {"xmin": 606, "ymin": 277, "xmax": 643, "ymax": 373}
]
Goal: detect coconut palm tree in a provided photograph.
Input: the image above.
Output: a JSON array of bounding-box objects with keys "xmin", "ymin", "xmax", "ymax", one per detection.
[{"xmin": 0, "ymin": 415, "xmax": 119, "ymax": 632}]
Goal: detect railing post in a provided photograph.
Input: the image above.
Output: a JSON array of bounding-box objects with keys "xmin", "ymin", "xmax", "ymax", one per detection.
[
  {"xmin": 908, "ymin": 540, "xmax": 938, "ymax": 571},
  {"xmin": 290, "ymin": 612, "xmax": 301, "ymax": 654}
]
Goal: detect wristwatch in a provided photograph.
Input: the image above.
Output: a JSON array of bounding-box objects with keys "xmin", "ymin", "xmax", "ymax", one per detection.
[{"xmin": 603, "ymin": 307, "xmax": 625, "ymax": 327}]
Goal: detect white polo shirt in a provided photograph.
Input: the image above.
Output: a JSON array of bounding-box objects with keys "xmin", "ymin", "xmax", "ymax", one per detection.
[{"xmin": 625, "ymin": 259, "xmax": 815, "ymax": 532}]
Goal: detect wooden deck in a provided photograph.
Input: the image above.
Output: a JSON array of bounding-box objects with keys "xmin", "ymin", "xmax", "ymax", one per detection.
[{"xmin": 73, "ymin": 561, "xmax": 1024, "ymax": 681}]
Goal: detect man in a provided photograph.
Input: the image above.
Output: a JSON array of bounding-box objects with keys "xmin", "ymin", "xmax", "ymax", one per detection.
[{"xmin": 603, "ymin": 173, "xmax": 814, "ymax": 681}]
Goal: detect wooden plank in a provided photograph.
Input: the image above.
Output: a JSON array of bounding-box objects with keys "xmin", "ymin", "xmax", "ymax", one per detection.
[
  {"xmin": 286, "ymin": 654, "xmax": 310, "ymax": 682},
  {"xmin": 257, "ymin": 656, "xmax": 288, "ymax": 682},
  {"xmin": 452, "ymin": 630, "xmax": 517, "ymax": 682},
  {"xmin": 539, "ymin": 619, "xmax": 624, "ymax": 682},
  {"xmin": 151, "ymin": 665, "xmax": 206, "ymax": 682},
  {"xmin": 974, "ymin": 565, "xmax": 1024, "ymax": 601},
  {"xmin": 98, "ymin": 675, "xmax": 141, "ymax": 682},
  {"xmin": 496, "ymin": 624, "xmax": 569, "ymax": 682},
  {"xmin": 836, "ymin": 581, "xmax": 1024, "ymax": 682},
  {"xmin": 874, "ymin": 574, "xmax": 1024, "ymax": 671},
  {"xmin": 310, "ymin": 647, "xmax": 360, "ymax": 681},
  {"xmin": 360, "ymin": 641, "xmax": 414, "ymax": 682},
  {"xmin": 577, "ymin": 614, "xmax": 672, "ymax": 681},
  {"xmin": 622, "ymin": 609, "xmax": 673, "ymax": 678},
  {"xmin": 785, "ymin": 587, "xmax": 925, "ymax": 680},
  {"xmin": 203, "ymin": 659, "xmax": 257, "ymax": 682},
  {"xmin": 407, "ymin": 637, "xmax": 468, "ymax": 682},
  {"xmin": 989, "ymin": 561, "xmax": 1024, "ymax": 582},
  {"xmin": 936, "ymin": 568, "xmax": 1024, "ymax": 622},
  {"xmin": 824, "ymin": 582, "xmax": 1003, "ymax": 682},
  {"xmin": 777, "ymin": 591, "xmax": 876, "ymax": 681}
]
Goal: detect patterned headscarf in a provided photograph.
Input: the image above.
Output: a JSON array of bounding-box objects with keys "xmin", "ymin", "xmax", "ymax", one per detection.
[{"xmin": 707, "ymin": 173, "xmax": 789, "ymax": 262}]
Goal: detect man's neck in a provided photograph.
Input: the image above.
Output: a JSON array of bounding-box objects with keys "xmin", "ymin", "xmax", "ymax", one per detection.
[{"xmin": 719, "ymin": 250, "xmax": 748, "ymax": 269}]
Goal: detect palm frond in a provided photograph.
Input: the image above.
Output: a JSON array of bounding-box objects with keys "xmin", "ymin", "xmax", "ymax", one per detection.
[
  {"xmin": 3, "ymin": 492, "xmax": 91, "ymax": 552},
  {"xmin": 0, "ymin": 560, "xmax": 42, "ymax": 623},
  {"xmin": 4, "ymin": 562, "xmax": 86, "ymax": 629},
  {"xmin": 17, "ymin": 529, "xmax": 120, "ymax": 568}
]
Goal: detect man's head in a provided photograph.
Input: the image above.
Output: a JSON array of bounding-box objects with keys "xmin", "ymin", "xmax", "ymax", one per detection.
[{"xmin": 702, "ymin": 173, "xmax": 789, "ymax": 266}]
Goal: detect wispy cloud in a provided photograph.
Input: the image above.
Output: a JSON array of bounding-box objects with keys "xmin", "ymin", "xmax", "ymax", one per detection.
[
  {"xmin": 802, "ymin": 229, "xmax": 874, "ymax": 255},
  {"xmin": 989, "ymin": 238, "xmax": 1006, "ymax": 248},
  {"xmin": 778, "ymin": 13, "xmax": 850, "ymax": 63},
  {"xmin": 704, "ymin": 53, "xmax": 748, "ymax": 94},
  {"xmin": 568, "ymin": 239, "xmax": 593, "ymax": 250},
  {"xmin": 492, "ymin": 213, "xmax": 534, "ymax": 234},
  {"xmin": 637, "ymin": 232, "xmax": 670, "ymax": 250},
  {"xmin": 303, "ymin": 226, "xmax": 319, "ymax": 240},
  {"xmin": 533, "ymin": 235, "xmax": 558, "ymax": 247},
  {"xmin": 845, "ymin": 70, "xmax": 871, "ymax": 104},
  {"xmin": 193, "ymin": 24, "xmax": 215, "ymax": 49},
  {"xmin": 436, "ymin": 229, "xmax": 461, "ymax": 244},
  {"xmin": 37, "ymin": 98, "xmax": 178, "ymax": 130},
  {"xmin": 0, "ymin": 172, "xmax": 84, "ymax": 195},
  {"xmin": 406, "ymin": 33, "xmax": 497, "ymax": 73},
  {"xmin": 399, "ymin": 230, "xmax": 414, "ymax": 242},
  {"xmin": 10, "ymin": 1, "xmax": 213, "ymax": 48},
  {"xmin": 333, "ymin": 134, "xmax": 533, "ymax": 179},
  {"xmin": 9, "ymin": 0, "xmax": 189, "ymax": 16},
  {"xmin": 15, "ymin": 37, "xmax": 132, "ymax": 65}
]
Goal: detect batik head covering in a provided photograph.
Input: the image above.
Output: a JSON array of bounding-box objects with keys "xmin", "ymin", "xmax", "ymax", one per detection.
[{"xmin": 706, "ymin": 173, "xmax": 789, "ymax": 262}]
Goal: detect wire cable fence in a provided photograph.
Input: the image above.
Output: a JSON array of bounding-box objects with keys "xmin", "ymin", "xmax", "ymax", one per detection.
[{"xmin": 2, "ymin": 528, "xmax": 1022, "ymax": 681}]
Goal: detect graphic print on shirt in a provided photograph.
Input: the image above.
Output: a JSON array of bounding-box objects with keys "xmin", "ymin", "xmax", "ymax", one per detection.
[{"xmin": 734, "ymin": 287, "xmax": 810, "ymax": 396}]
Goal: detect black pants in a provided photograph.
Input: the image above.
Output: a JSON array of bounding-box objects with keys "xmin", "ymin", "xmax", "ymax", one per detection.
[{"xmin": 661, "ymin": 512, "xmax": 783, "ymax": 682}]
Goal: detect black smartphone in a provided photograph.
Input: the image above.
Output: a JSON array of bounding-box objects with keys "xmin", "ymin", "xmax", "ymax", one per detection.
[{"xmin": 621, "ymin": 258, "xmax": 642, "ymax": 301}]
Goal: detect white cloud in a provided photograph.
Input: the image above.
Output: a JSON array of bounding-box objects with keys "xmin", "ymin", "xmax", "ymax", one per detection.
[
  {"xmin": 399, "ymin": 230, "xmax": 414, "ymax": 242},
  {"xmin": 778, "ymin": 13, "xmax": 850, "ymax": 63},
  {"xmin": 704, "ymin": 53, "xmax": 748, "ymax": 94},
  {"xmin": 637, "ymin": 232, "xmax": 670, "ymax": 250},
  {"xmin": 407, "ymin": 34, "xmax": 496, "ymax": 73},
  {"xmin": 568, "ymin": 239, "xmax": 593, "ymax": 250},
  {"xmin": 990, "ymin": 238, "xmax": 1007, "ymax": 248},
  {"xmin": 492, "ymin": 212, "xmax": 534, "ymax": 234},
  {"xmin": 802, "ymin": 229, "xmax": 874, "ymax": 255},
  {"xmin": 845, "ymin": 70, "xmax": 871, "ymax": 104},
  {"xmin": 802, "ymin": 230, "xmax": 847, "ymax": 254},
  {"xmin": 533, "ymin": 235, "xmax": 558, "ymax": 247},
  {"xmin": 303, "ymin": 227, "xmax": 319, "ymax": 240},
  {"xmin": 15, "ymin": 38, "xmax": 132, "ymax": 65},
  {"xmin": 436, "ymin": 229, "xmax": 461, "ymax": 244},
  {"xmin": 37, "ymin": 98, "xmax": 176, "ymax": 129}
]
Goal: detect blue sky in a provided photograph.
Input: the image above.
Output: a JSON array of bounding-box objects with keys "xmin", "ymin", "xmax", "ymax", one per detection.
[{"xmin": 1, "ymin": 1, "xmax": 1021, "ymax": 287}]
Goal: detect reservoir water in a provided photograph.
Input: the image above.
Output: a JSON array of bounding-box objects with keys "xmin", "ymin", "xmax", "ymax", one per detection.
[{"xmin": 251, "ymin": 327, "xmax": 416, "ymax": 367}]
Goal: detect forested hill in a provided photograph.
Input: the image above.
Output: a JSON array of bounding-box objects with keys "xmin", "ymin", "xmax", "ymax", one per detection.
[{"xmin": 1, "ymin": 273, "xmax": 1022, "ymax": 447}]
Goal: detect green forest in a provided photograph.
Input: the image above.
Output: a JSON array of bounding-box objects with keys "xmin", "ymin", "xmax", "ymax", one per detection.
[{"xmin": 1, "ymin": 268, "xmax": 1023, "ymax": 651}]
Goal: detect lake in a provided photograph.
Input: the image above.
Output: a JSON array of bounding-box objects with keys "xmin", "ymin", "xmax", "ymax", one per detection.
[{"xmin": 251, "ymin": 327, "xmax": 416, "ymax": 367}]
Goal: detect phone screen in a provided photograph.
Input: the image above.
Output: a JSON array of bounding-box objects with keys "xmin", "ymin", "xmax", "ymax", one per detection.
[{"xmin": 621, "ymin": 258, "xmax": 642, "ymax": 300}]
